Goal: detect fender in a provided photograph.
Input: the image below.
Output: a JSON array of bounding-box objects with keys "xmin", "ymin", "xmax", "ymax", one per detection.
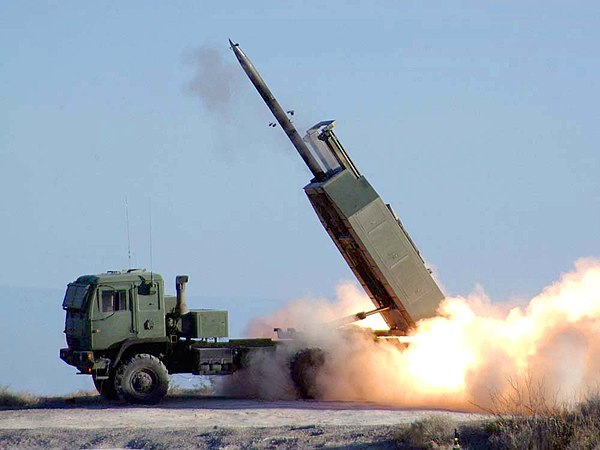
[{"xmin": 113, "ymin": 337, "xmax": 170, "ymax": 366}]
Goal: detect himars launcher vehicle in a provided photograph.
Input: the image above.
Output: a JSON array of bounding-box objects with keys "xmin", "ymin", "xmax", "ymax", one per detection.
[{"xmin": 59, "ymin": 41, "xmax": 445, "ymax": 404}]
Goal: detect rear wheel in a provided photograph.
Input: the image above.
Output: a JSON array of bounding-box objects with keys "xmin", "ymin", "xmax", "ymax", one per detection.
[
  {"xmin": 114, "ymin": 354, "xmax": 169, "ymax": 404},
  {"xmin": 290, "ymin": 348, "xmax": 325, "ymax": 399}
]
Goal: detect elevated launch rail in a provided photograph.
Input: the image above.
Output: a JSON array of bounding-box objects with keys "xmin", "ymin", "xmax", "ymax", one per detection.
[
  {"xmin": 231, "ymin": 41, "xmax": 445, "ymax": 333},
  {"xmin": 302, "ymin": 122, "xmax": 444, "ymax": 332}
]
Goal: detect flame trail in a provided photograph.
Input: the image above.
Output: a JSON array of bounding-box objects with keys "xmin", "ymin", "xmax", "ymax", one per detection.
[{"xmin": 234, "ymin": 258, "xmax": 600, "ymax": 410}]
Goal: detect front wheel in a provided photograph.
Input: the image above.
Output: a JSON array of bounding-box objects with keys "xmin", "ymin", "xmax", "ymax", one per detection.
[{"xmin": 114, "ymin": 354, "xmax": 169, "ymax": 404}]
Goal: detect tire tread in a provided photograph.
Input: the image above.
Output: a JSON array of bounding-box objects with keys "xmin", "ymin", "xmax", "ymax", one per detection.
[{"xmin": 114, "ymin": 353, "xmax": 169, "ymax": 404}]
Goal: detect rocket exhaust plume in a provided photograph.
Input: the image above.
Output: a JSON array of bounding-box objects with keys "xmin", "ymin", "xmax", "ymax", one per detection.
[{"xmin": 226, "ymin": 258, "xmax": 600, "ymax": 411}]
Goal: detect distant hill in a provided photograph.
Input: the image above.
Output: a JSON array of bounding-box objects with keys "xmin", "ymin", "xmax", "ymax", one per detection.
[{"xmin": 0, "ymin": 285, "xmax": 282, "ymax": 395}]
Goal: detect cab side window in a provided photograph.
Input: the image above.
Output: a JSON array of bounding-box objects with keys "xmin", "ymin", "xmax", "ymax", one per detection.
[{"xmin": 101, "ymin": 290, "xmax": 127, "ymax": 313}]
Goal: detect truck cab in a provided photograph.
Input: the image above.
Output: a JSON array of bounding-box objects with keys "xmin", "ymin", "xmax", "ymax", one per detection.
[
  {"xmin": 62, "ymin": 270, "xmax": 168, "ymax": 354},
  {"xmin": 60, "ymin": 269, "xmax": 274, "ymax": 404}
]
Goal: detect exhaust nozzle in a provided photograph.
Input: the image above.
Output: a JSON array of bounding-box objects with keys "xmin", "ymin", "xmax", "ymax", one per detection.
[{"xmin": 175, "ymin": 275, "xmax": 189, "ymax": 316}]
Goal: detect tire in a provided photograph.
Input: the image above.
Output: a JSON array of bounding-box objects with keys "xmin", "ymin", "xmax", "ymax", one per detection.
[
  {"xmin": 114, "ymin": 354, "xmax": 169, "ymax": 404},
  {"xmin": 92, "ymin": 372, "xmax": 118, "ymax": 400},
  {"xmin": 290, "ymin": 348, "xmax": 325, "ymax": 400}
]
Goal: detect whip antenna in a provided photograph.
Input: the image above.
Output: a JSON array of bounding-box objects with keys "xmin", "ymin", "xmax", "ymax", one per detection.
[
  {"xmin": 149, "ymin": 198, "xmax": 154, "ymax": 283},
  {"xmin": 125, "ymin": 196, "xmax": 132, "ymax": 269}
]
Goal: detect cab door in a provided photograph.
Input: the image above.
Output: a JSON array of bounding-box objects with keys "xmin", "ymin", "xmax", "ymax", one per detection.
[
  {"xmin": 133, "ymin": 283, "xmax": 165, "ymax": 338},
  {"xmin": 91, "ymin": 286, "xmax": 135, "ymax": 349}
]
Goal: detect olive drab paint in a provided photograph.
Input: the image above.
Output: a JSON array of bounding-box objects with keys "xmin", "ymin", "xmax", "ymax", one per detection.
[{"xmin": 60, "ymin": 270, "xmax": 271, "ymax": 404}]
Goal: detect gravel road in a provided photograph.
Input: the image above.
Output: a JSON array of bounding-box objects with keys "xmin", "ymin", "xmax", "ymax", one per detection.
[{"xmin": 0, "ymin": 396, "xmax": 488, "ymax": 449}]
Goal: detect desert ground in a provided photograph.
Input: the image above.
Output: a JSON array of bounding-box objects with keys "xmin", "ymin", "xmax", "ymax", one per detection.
[{"xmin": 0, "ymin": 395, "xmax": 487, "ymax": 449}]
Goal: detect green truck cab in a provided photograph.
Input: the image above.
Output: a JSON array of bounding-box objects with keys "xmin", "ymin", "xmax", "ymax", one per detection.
[{"xmin": 60, "ymin": 269, "xmax": 274, "ymax": 404}]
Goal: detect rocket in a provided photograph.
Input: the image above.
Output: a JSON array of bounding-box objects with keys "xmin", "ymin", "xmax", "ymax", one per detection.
[{"xmin": 229, "ymin": 40, "xmax": 325, "ymax": 181}]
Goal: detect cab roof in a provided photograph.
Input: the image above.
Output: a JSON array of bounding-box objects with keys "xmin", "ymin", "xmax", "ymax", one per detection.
[{"xmin": 75, "ymin": 269, "xmax": 163, "ymax": 285}]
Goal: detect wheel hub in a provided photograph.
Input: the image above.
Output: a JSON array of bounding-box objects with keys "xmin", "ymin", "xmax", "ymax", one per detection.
[{"xmin": 131, "ymin": 370, "xmax": 155, "ymax": 394}]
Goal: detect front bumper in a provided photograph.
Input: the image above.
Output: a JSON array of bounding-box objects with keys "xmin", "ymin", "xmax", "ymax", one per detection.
[{"xmin": 60, "ymin": 348, "xmax": 95, "ymax": 373}]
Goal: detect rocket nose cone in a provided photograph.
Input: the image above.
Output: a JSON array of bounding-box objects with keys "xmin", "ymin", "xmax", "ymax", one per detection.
[{"xmin": 228, "ymin": 38, "xmax": 235, "ymax": 47}]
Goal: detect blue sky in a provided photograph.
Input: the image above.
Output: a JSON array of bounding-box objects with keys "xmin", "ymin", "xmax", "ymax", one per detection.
[{"xmin": 1, "ymin": 2, "xmax": 599, "ymax": 393}]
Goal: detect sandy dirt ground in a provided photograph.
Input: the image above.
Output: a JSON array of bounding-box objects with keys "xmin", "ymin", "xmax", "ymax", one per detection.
[{"xmin": 0, "ymin": 396, "xmax": 488, "ymax": 449}]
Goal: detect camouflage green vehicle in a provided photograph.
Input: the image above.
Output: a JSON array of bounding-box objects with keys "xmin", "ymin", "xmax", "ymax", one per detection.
[{"xmin": 60, "ymin": 271, "xmax": 274, "ymax": 404}]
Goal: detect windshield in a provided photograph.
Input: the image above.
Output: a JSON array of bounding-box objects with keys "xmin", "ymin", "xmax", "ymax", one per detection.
[{"xmin": 62, "ymin": 283, "xmax": 90, "ymax": 310}]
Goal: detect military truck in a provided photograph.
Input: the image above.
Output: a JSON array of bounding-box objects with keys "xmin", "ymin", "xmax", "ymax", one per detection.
[
  {"xmin": 60, "ymin": 41, "xmax": 446, "ymax": 404},
  {"xmin": 60, "ymin": 272, "xmax": 274, "ymax": 404}
]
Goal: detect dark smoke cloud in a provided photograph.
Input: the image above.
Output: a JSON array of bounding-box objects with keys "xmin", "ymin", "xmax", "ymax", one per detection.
[{"xmin": 183, "ymin": 44, "xmax": 242, "ymax": 116}]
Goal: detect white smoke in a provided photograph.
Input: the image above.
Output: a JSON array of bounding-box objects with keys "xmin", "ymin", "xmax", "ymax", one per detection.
[{"xmin": 220, "ymin": 258, "xmax": 600, "ymax": 411}]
